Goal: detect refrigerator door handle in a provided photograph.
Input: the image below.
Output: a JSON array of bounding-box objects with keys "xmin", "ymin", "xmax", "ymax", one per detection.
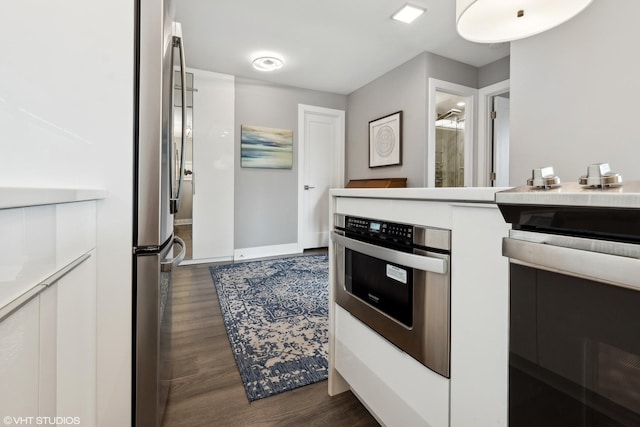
[
  {"xmin": 161, "ymin": 236, "xmax": 186, "ymax": 272},
  {"xmin": 170, "ymin": 21, "xmax": 187, "ymax": 214}
]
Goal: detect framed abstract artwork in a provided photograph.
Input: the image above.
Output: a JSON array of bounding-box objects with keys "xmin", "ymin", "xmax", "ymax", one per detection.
[
  {"xmin": 241, "ymin": 124, "xmax": 293, "ymax": 169},
  {"xmin": 369, "ymin": 111, "xmax": 402, "ymax": 168}
]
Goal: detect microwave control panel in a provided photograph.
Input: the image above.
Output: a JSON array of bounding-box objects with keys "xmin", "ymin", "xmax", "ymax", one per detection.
[{"xmin": 345, "ymin": 216, "xmax": 413, "ymax": 241}]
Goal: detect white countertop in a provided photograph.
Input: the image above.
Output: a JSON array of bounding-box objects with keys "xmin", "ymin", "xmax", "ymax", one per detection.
[
  {"xmin": 0, "ymin": 187, "xmax": 107, "ymax": 209},
  {"xmin": 330, "ymin": 187, "xmax": 511, "ymax": 203},
  {"xmin": 495, "ymin": 181, "xmax": 640, "ymax": 208}
]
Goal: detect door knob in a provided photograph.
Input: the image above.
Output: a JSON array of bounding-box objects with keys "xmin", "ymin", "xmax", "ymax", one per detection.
[{"xmin": 304, "ymin": 185, "xmax": 315, "ymax": 190}]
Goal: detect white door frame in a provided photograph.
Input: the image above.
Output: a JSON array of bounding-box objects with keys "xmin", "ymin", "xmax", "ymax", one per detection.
[
  {"xmin": 427, "ymin": 78, "xmax": 477, "ymax": 187},
  {"xmin": 297, "ymin": 104, "xmax": 345, "ymax": 252},
  {"xmin": 477, "ymin": 79, "xmax": 510, "ymax": 186}
]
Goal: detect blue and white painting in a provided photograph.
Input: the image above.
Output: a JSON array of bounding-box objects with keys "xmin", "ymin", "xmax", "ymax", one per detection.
[{"xmin": 241, "ymin": 125, "xmax": 293, "ymax": 169}]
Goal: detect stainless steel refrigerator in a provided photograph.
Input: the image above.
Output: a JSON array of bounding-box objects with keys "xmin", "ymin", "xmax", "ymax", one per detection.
[{"xmin": 134, "ymin": 0, "xmax": 187, "ymax": 425}]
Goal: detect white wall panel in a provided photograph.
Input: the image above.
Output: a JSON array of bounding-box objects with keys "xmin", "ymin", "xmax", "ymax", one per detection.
[
  {"xmin": 0, "ymin": 0, "xmax": 133, "ymax": 190},
  {"xmin": 510, "ymin": 1, "xmax": 640, "ymax": 184}
]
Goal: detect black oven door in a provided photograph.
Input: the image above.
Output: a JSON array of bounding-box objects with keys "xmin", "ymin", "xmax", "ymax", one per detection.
[
  {"xmin": 504, "ymin": 232, "xmax": 640, "ymax": 426},
  {"xmin": 345, "ymin": 247, "xmax": 413, "ymax": 327}
]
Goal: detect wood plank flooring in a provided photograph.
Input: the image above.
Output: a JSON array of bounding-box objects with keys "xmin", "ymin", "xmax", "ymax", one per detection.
[
  {"xmin": 161, "ymin": 255, "xmax": 379, "ymax": 427},
  {"xmin": 173, "ymin": 224, "xmax": 192, "ymax": 260}
]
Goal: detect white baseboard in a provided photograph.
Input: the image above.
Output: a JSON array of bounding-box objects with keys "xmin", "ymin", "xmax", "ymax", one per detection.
[
  {"xmin": 233, "ymin": 243, "xmax": 301, "ymax": 261},
  {"xmin": 174, "ymin": 219, "xmax": 192, "ymax": 226},
  {"xmin": 179, "ymin": 256, "xmax": 233, "ymax": 266}
]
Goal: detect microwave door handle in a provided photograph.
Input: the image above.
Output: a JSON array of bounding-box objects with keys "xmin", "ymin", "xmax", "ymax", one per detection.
[
  {"xmin": 503, "ymin": 237, "xmax": 640, "ymax": 292},
  {"xmin": 330, "ymin": 231, "xmax": 448, "ymax": 275},
  {"xmin": 170, "ymin": 22, "xmax": 187, "ymax": 214}
]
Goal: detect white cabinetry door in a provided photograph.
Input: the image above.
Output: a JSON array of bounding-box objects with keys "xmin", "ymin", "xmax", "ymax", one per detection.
[
  {"xmin": 191, "ymin": 70, "xmax": 234, "ymax": 261},
  {"xmin": 334, "ymin": 306, "xmax": 450, "ymax": 427},
  {"xmin": 39, "ymin": 285, "xmax": 58, "ymax": 418},
  {"xmin": 0, "ymin": 298, "xmax": 40, "ymax": 417},
  {"xmin": 57, "ymin": 251, "xmax": 97, "ymax": 426}
]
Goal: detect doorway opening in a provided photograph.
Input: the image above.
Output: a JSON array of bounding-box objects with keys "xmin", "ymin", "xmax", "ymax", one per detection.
[
  {"xmin": 427, "ymin": 78, "xmax": 477, "ymax": 187},
  {"xmin": 173, "ymin": 71, "xmax": 194, "ymax": 260},
  {"xmin": 477, "ymin": 79, "xmax": 510, "ymax": 187},
  {"xmin": 435, "ymin": 93, "xmax": 466, "ymax": 187},
  {"xmin": 490, "ymin": 92, "xmax": 510, "ymax": 187}
]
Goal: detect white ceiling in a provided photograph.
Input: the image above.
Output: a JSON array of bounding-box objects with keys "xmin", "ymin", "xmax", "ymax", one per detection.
[{"xmin": 175, "ymin": 0, "xmax": 510, "ymax": 95}]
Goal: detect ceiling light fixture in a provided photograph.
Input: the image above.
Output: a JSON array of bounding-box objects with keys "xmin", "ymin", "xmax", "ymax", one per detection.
[
  {"xmin": 392, "ymin": 4, "xmax": 426, "ymax": 24},
  {"xmin": 252, "ymin": 56, "xmax": 284, "ymax": 72},
  {"xmin": 456, "ymin": 0, "xmax": 593, "ymax": 43}
]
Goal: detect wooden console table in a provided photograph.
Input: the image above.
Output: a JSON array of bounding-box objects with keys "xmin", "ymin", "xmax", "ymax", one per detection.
[{"xmin": 345, "ymin": 178, "xmax": 407, "ymax": 188}]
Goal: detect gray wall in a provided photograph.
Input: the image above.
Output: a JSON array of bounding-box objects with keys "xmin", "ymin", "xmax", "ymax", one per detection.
[
  {"xmin": 346, "ymin": 52, "xmax": 478, "ymax": 187},
  {"xmin": 234, "ymin": 77, "xmax": 346, "ymax": 249},
  {"xmin": 510, "ymin": 0, "xmax": 640, "ymax": 184},
  {"xmin": 479, "ymin": 56, "xmax": 510, "ymax": 88}
]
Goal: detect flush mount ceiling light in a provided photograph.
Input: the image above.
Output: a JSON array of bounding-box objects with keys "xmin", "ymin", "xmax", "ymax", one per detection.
[
  {"xmin": 392, "ymin": 4, "xmax": 426, "ymax": 24},
  {"xmin": 252, "ymin": 56, "xmax": 284, "ymax": 71},
  {"xmin": 456, "ymin": 0, "xmax": 593, "ymax": 43}
]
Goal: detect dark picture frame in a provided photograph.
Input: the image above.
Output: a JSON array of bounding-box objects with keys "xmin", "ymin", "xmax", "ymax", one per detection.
[{"xmin": 369, "ymin": 111, "xmax": 402, "ymax": 168}]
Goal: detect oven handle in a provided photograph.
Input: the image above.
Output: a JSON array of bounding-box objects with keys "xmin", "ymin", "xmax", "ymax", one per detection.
[
  {"xmin": 503, "ymin": 237, "xmax": 640, "ymax": 292},
  {"xmin": 331, "ymin": 231, "xmax": 448, "ymax": 274}
]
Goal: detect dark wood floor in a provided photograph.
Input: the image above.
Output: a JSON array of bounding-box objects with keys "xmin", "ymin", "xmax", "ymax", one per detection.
[
  {"xmin": 161, "ymin": 255, "xmax": 379, "ymax": 427},
  {"xmin": 173, "ymin": 224, "xmax": 192, "ymax": 260}
]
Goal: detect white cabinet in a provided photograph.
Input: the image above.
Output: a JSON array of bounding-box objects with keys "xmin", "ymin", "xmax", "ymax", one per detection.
[
  {"xmin": 0, "ymin": 252, "xmax": 96, "ymax": 425},
  {"xmin": 0, "ymin": 298, "xmax": 40, "ymax": 418},
  {"xmin": 56, "ymin": 251, "xmax": 96, "ymax": 425},
  {"xmin": 0, "ymin": 199, "xmax": 98, "ymax": 424},
  {"xmin": 335, "ymin": 306, "xmax": 450, "ymax": 427},
  {"xmin": 39, "ymin": 285, "xmax": 58, "ymax": 417},
  {"xmin": 191, "ymin": 69, "xmax": 235, "ymax": 261}
]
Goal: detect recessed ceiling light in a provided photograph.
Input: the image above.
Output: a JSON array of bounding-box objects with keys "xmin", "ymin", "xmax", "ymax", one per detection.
[
  {"xmin": 392, "ymin": 4, "xmax": 426, "ymax": 24},
  {"xmin": 252, "ymin": 56, "xmax": 284, "ymax": 72},
  {"xmin": 457, "ymin": 101, "xmax": 466, "ymax": 107}
]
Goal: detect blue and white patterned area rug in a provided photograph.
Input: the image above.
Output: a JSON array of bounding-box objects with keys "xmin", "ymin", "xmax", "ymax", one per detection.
[{"xmin": 209, "ymin": 254, "xmax": 329, "ymax": 402}]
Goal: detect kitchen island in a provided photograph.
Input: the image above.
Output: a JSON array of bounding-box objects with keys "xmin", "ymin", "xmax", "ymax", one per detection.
[{"xmin": 328, "ymin": 187, "xmax": 510, "ymax": 427}]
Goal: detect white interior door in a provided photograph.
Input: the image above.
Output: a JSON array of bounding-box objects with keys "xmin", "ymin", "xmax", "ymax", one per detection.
[
  {"xmin": 492, "ymin": 95, "xmax": 510, "ymax": 187},
  {"xmin": 298, "ymin": 105, "xmax": 345, "ymax": 250}
]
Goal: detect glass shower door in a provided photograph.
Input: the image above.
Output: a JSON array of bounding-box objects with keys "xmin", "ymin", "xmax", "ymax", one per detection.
[{"xmin": 435, "ymin": 91, "xmax": 465, "ymax": 188}]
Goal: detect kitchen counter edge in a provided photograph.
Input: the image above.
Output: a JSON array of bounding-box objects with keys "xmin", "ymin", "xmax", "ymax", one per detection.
[
  {"xmin": 330, "ymin": 187, "xmax": 512, "ymax": 202},
  {"xmin": 0, "ymin": 187, "xmax": 107, "ymax": 209}
]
